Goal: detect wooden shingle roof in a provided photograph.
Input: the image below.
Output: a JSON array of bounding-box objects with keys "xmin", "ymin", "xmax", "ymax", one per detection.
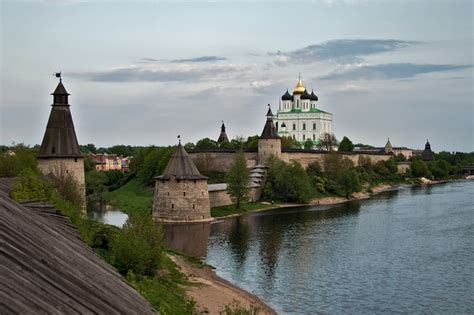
[
  {"xmin": 156, "ymin": 143, "xmax": 208, "ymax": 180},
  {"xmin": 0, "ymin": 178, "xmax": 156, "ymax": 314}
]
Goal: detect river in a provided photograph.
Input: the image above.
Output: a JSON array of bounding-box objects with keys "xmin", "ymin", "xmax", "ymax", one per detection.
[{"xmin": 90, "ymin": 181, "xmax": 474, "ymax": 314}]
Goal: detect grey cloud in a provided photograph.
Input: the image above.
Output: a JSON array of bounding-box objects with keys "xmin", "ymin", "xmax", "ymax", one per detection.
[
  {"xmin": 141, "ymin": 58, "xmax": 160, "ymax": 62},
  {"xmin": 73, "ymin": 63, "xmax": 251, "ymax": 82},
  {"xmin": 320, "ymin": 63, "xmax": 472, "ymax": 80},
  {"xmin": 271, "ymin": 39, "xmax": 419, "ymax": 65},
  {"xmin": 170, "ymin": 56, "xmax": 228, "ymax": 63}
]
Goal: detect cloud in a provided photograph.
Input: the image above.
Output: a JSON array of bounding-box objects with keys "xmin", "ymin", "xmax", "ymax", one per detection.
[
  {"xmin": 73, "ymin": 62, "xmax": 252, "ymax": 82},
  {"xmin": 141, "ymin": 58, "xmax": 160, "ymax": 62},
  {"xmin": 270, "ymin": 39, "xmax": 419, "ymax": 65},
  {"xmin": 170, "ymin": 56, "xmax": 228, "ymax": 63},
  {"xmin": 320, "ymin": 63, "xmax": 472, "ymax": 80}
]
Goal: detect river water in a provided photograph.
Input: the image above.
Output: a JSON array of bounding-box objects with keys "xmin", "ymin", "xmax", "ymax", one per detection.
[
  {"xmin": 166, "ymin": 181, "xmax": 474, "ymax": 314},
  {"xmin": 91, "ymin": 181, "xmax": 474, "ymax": 314}
]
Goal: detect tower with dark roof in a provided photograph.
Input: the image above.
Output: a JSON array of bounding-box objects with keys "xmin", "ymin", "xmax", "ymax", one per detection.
[
  {"xmin": 384, "ymin": 138, "xmax": 393, "ymax": 153},
  {"xmin": 217, "ymin": 121, "xmax": 229, "ymax": 145},
  {"xmin": 37, "ymin": 78, "xmax": 85, "ymax": 203},
  {"xmin": 258, "ymin": 105, "xmax": 281, "ymax": 164},
  {"xmin": 421, "ymin": 140, "xmax": 435, "ymax": 161},
  {"xmin": 153, "ymin": 141, "xmax": 211, "ymax": 221}
]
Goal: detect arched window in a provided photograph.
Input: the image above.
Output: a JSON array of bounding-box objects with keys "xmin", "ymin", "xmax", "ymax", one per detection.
[
  {"xmin": 303, "ymin": 134, "xmax": 306, "ymax": 140},
  {"xmin": 302, "ymin": 123, "xmax": 306, "ymax": 130},
  {"xmin": 292, "ymin": 123, "xmax": 296, "ymax": 131}
]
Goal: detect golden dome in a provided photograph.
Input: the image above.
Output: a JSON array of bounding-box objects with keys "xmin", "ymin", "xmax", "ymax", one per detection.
[{"xmin": 293, "ymin": 78, "xmax": 305, "ymax": 94}]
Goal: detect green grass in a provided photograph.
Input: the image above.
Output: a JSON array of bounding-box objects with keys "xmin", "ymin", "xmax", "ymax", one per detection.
[
  {"xmin": 127, "ymin": 255, "xmax": 195, "ymax": 315},
  {"xmin": 104, "ymin": 179, "xmax": 154, "ymax": 215},
  {"xmin": 211, "ymin": 202, "xmax": 276, "ymax": 217}
]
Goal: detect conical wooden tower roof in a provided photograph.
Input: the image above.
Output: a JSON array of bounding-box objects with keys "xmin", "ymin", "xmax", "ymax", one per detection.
[
  {"xmin": 156, "ymin": 143, "xmax": 208, "ymax": 180},
  {"xmin": 38, "ymin": 81, "xmax": 82, "ymax": 158},
  {"xmin": 260, "ymin": 105, "xmax": 280, "ymax": 139}
]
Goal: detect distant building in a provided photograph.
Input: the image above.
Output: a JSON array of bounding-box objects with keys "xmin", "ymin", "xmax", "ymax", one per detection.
[
  {"xmin": 421, "ymin": 140, "xmax": 435, "ymax": 161},
  {"xmin": 89, "ymin": 153, "xmax": 130, "ymax": 171},
  {"xmin": 354, "ymin": 138, "xmax": 414, "ymax": 159},
  {"xmin": 275, "ymin": 76, "xmax": 333, "ymax": 146}
]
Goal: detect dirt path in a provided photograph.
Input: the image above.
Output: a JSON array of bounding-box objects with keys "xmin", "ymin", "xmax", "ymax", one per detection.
[{"xmin": 169, "ymin": 255, "xmax": 276, "ymax": 315}]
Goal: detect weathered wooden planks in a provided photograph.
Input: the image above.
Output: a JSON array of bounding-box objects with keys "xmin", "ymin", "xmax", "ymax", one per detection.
[{"xmin": 0, "ymin": 178, "xmax": 157, "ymax": 315}]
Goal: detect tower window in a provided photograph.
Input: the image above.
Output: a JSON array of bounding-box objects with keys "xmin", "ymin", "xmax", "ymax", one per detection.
[
  {"xmin": 52, "ymin": 147, "xmax": 55, "ymax": 154},
  {"xmin": 303, "ymin": 123, "xmax": 306, "ymax": 130},
  {"xmin": 192, "ymin": 204, "xmax": 195, "ymax": 209},
  {"xmin": 313, "ymin": 123, "xmax": 316, "ymax": 130},
  {"xmin": 303, "ymin": 134, "xmax": 306, "ymax": 140},
  {"xmin": 183, "ymin": 192, "xmax": 186, "ymax": 196},
  {"xmin": 293, "ymin": 124, "xmax": 296, "ymax": 130},
  {"xmin": 313, "ymin": 134, "xmax": 316, "ymax": 140},
  {"xmin": 172, "ymin": 204, "xmax": 174, "ymax": 209}
]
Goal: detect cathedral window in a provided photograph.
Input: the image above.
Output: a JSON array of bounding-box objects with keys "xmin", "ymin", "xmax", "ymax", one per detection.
[
  {"xmin": 293, "ymin": 124, "xmax": 296, "ymax": 130},
  {"xmin": 313, "ymin": 134, "xmax": 316, "ymax": 140},
  {"xmin": 303, "ymin": 123, "xmax": 306, "ymax": 130},
  {"xmin": 303, "ymin": 134, "xmax": 306, "ymax": 140}
]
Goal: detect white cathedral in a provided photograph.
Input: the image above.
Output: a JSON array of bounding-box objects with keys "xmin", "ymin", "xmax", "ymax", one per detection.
[{"xmin": 275, "ymin": 76, "xmax": 333, "ymax": 145}]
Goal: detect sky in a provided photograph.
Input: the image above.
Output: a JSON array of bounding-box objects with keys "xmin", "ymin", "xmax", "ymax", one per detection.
[{"xmin": 1, "ymin": 0, "xmax": 473, "ymax": 152}]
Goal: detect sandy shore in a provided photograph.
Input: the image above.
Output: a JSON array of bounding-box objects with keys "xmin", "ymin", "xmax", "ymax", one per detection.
[{"xmin": 170, "ymin": 255, "xmax": 276, "ymax": 315}]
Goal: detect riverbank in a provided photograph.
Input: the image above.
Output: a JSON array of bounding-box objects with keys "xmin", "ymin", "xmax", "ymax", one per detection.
[
  {"xmin": 170, "ymin": 254, "xmax": 276, "ymax": 315},
  {"xmin": 214, "ymin": 180, "xmax": 454, "ymax": 220}
]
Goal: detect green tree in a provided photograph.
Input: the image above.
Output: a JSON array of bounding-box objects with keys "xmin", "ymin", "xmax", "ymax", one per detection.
[
  {"xmin": 281, "ymin": 136, "xmax": 300, "ymax": 149},
  {"xmin": 184, "ymin": 142, "xmax": 195, "ymax": 150},
  {"xmin": 304, "ymin": 138, "xmax": 314, "ymax": 150},
  {"xmin": 244, "ymin": 135, "xmax": 259, "ymax": 149},
  {"xmin": 195, "ymin": 138, "xmax": 218, "ymax": 149},
  {"xmin": 226, "ymin": 151, "xmax": 250, "ymax": 209},
  {"xmin": 263, "ymin": 158, "xmax": 312, "ymax": 203},
  {"xmin": 323, "ymin": 153, "xmax": 354, "ymax": 179},
  {"xmin": 337, "ymin": 169, "xmax": 361, "ymax": 197},
  {"xmin": 338, "ymin": 136, "xmax": 354, "ymax": 152},
  {"xmin": 317, "ymin": 133, "xmax": 338, "ymax": 151},
  {"xmin": 411, "ymin": 160, "xmax": 430, "ymax": 177}
]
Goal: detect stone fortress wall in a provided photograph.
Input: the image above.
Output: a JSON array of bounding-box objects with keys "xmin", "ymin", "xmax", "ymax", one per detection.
[
  {"xmin": 189, "ymin": 149, "xmax": 392, "ymax": 173},
  {"xmin": 153, "ymin": 178, "xmax": 210, "ymax": 221}
]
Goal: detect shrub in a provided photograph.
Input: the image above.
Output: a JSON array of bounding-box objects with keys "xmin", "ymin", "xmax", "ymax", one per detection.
[
  {"xmin": 11, "ymin": 168, "xmax": 53, "ymax": 201},
  {"xmin": 0, "ymin": 144, "xmax": 38, "ymax": 177},
  {"xmin": 110, "ymin": 214, "xmax": 163, "ymax": 276}
]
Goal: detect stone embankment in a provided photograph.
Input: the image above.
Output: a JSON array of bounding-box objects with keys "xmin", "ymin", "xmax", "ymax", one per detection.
[{"xmin": 309, "ymin": 183, "xmax": 393, "ymax": 206}]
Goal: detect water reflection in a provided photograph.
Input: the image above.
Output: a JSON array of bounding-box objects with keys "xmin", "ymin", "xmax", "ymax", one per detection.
[
  {"xmin": 205, "ymin": 181, "xmax": 474, "ymax": 314},
  {"xmin": 87, "ymin": 204, "xmax": 128, "ymax": 228},
  {"xmin": 162, "ymin": 222, "xmax": 211, "ymax": 257}
]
